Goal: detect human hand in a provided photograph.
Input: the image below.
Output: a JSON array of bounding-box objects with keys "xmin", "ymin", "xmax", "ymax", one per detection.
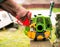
[{"xmin": 16, "ymin": 11, "xmax": 32, "ymax": 26}]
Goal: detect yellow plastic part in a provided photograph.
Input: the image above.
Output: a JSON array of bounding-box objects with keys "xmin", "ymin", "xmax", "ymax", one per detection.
[
  {"xmin": 30, "ymin": 23, "xmax": 36, "ymax": 28},
  {"xmin": 37, "ymin": 35, "xmax": 44, "ymax": 40},
  {"xmin": 44, "ymin": 30, "xmax": 50, "ymax": 39},
  {"xmin": 27, "ymin": 31, "xmax": 36, "ymax": 39}
]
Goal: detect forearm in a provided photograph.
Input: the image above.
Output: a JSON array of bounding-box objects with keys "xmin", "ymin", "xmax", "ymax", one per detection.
[
  {"xmin": 0, "ymin": 0, "xmax": 28, "ymax": 17},
  {"xmin": 0, "ymin": 0, "xmax": 31, "ymax": 26}
]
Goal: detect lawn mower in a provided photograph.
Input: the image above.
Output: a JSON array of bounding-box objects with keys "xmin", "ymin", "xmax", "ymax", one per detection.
[{"xmin": 24, "ymin": 1, "xmax": 54, "ymax": 40}]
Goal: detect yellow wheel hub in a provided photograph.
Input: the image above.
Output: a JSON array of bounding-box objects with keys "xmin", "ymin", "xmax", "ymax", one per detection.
[
  {"xmin": 27, "ymin": 31, "xmax": 36, "ymax": 39},
  {"xmin": 37, "ymin": 35, "xmax": 44, "ymax": 40}
]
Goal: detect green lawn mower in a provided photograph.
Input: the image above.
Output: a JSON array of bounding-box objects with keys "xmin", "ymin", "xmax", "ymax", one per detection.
[{"xmin": 24, "ymin": 1, "xmax": 54, "ymax": 40}]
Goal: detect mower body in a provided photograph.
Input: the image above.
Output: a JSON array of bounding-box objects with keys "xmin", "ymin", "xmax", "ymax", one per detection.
[{"xmin": 25, "ymin": 13, "xmax": 52, "ymax": 40}]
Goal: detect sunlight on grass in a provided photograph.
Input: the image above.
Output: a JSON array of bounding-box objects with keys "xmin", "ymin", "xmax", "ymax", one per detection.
[
  {"xmin": 27, "ymin": 8, "xmax": 60, "ymax": 13},
  {"xmin": 50, "ymin": 26, "xmax": 56, "ymax": 44},
  {"xmin": 0, "ymin": 26, "xmax": 30, "ymax": 47},
  {"xmin": 53, "ymin": 8, "xmax": 60, "ymax": 12}
]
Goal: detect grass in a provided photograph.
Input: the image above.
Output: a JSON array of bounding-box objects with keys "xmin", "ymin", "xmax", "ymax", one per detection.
[
  {"xmin": 50, "ymin": 26, "xmax": 56, "ymax": 44},
  {"xmin": 0, "ymin": 26, "xmax": 56, "ymax": 47},
  {"xmin": 53, "ymin": 8, "xmax": 60, "ymax": 12},
  {"xmin": 27, "ymin": 8, "xmax": 60, "ymax": 12},
  {"xmin": 0, "ymin": 26, "xmax": 30, "ymax": 47}
]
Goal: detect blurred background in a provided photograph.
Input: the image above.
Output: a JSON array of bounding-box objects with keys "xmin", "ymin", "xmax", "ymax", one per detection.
[
  {"xmin": 14, "ymin": 0, "xmax": 60, "ymax": 8},
  {"xmin": 0, "ymin": 0, "xmax": 60, "ymax": 47}
]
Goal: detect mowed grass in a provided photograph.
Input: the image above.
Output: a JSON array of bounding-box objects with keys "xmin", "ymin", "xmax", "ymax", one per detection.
[
  {"xmin": 28, "ymin": 8, "xmax": 60, "ymax": 13},
  {"xmin": 0, "ymin": 26, "xmax": 30, "ymax": 47},
  {"xmin": 53, "ymin": 8, "xmax": 60, "ymax": 12},
  {"xmin": 50, "ymin": 26, "xmax": 56, "ymax": 44}
]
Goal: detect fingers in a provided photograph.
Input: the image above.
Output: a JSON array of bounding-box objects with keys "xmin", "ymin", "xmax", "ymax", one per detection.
[{"xmin": 27, "ymin": 11, "xmax": 32, "ymax": 20}]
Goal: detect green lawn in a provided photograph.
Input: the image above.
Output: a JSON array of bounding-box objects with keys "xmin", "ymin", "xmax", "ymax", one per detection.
[
  {"xmin": 28, "ymin": 8, "xmax": 60, "ymax": 12},
  {"xmin": 0, "ymin": 27, "xmax": 30, "ymax": 47},
  {"xmin": 53, "ymin": 8, "xmax": 60, "ymax": 12}
]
